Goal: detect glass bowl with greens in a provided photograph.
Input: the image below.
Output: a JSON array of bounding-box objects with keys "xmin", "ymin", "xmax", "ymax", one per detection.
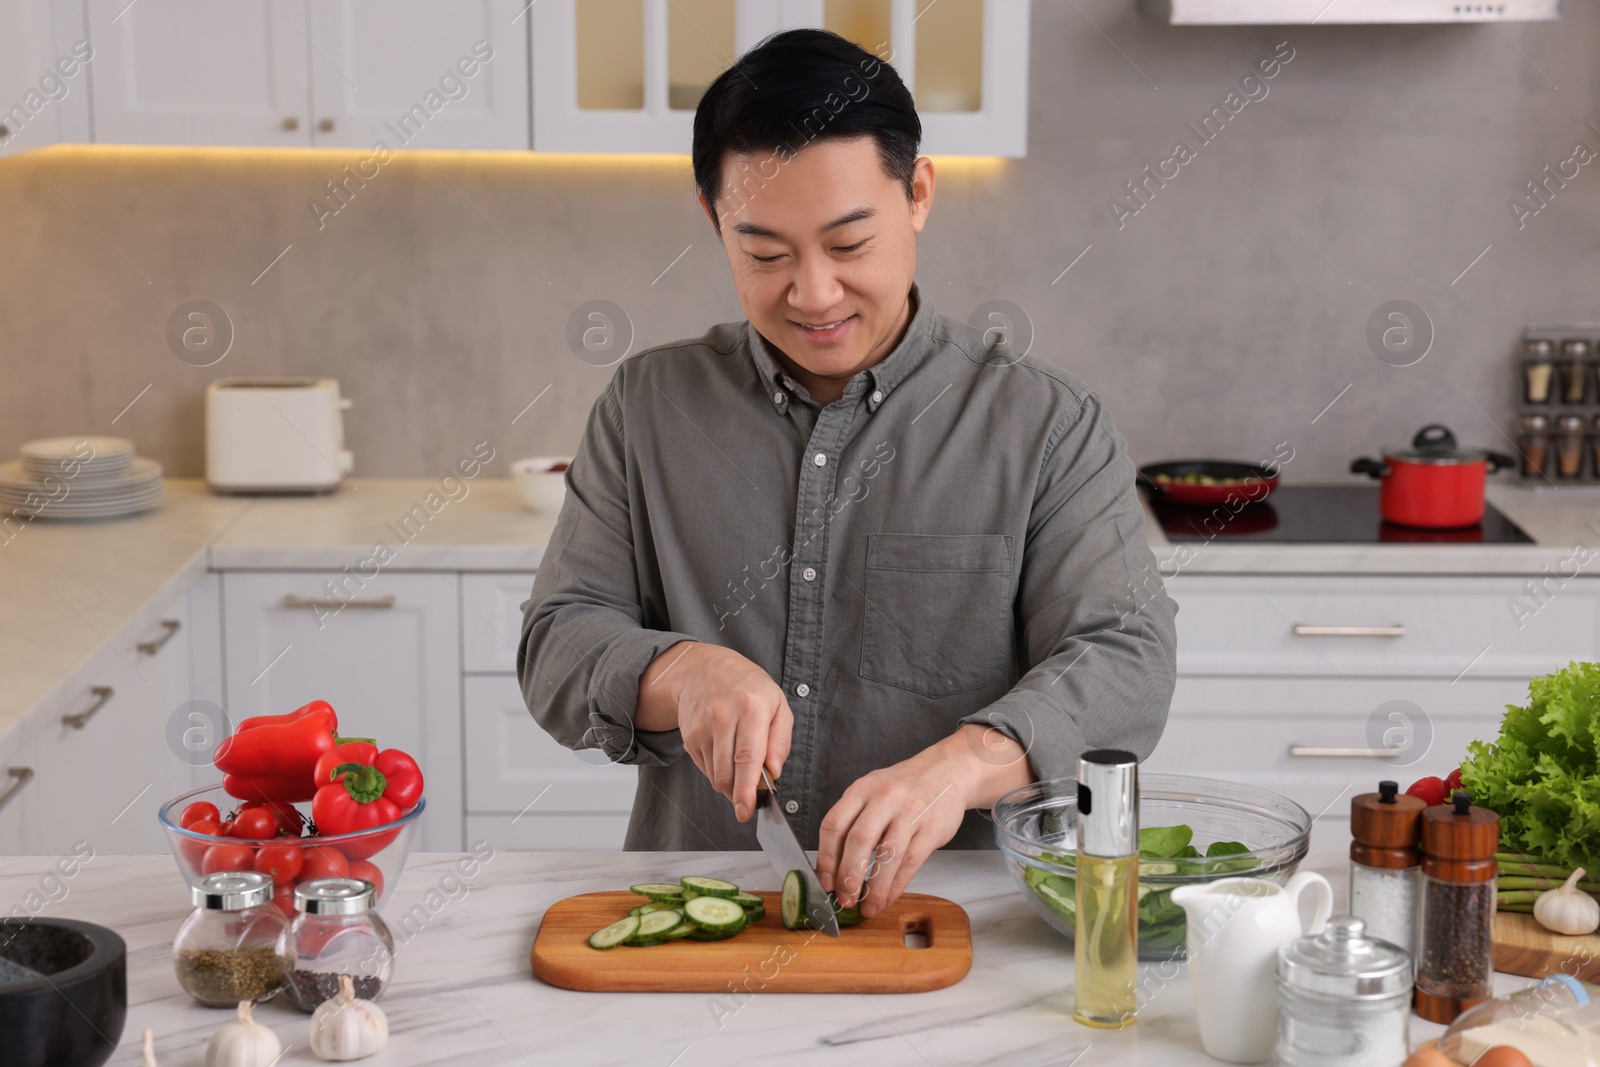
[{"xmin": 994, "ymin": 773, "xmax": 1311, "ymax": 960}]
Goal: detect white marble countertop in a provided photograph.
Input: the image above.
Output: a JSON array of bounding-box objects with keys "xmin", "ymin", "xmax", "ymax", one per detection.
[{"xmin": 0, "ymin": 849, "xmax": 1536, "ymax": 1066}]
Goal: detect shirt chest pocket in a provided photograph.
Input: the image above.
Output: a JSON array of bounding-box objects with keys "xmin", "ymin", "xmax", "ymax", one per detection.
[{"xmin": 858, "ymin": 533, "xmax": 1015, "ymax": 699}]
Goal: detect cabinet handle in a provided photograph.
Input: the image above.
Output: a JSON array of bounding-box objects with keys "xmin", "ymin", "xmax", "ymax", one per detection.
[
  {"xmin": 0, "ymin": 124, "xmax": 10, "ymax": 139},
  {"xmin": 318, "ymin": 118, "xmax": 335, "ymax": 132},
  {"xmin": 137, "ymin": 619, "xmax": 181, "ymax": 656},
  {"xmin": 62, "ymin": 686, "xmax": 114, "ymax": 730},
  {"xmin": 282, "ymin": 595, "xmax": 395, "ymax": 610},
  {"xmin": 282, "ymin": 116, "xmax": 300, "ymax": 131},
  {"xmin": 1288, "ymin": 744, "xmax": 1405, "ymax": 758},
  {"xmin": 0, "ymin": 768, "xmax": 33, "ymax": 812},
  {"xmin": 1290, "ymin": 623, "xmax": 1407, "ymax": 638}
]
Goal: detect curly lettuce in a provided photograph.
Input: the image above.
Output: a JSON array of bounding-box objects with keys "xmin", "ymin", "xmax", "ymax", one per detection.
[{"xmin": 1460, "ymin": 661, "xmax": 1600, "ymax": 871}]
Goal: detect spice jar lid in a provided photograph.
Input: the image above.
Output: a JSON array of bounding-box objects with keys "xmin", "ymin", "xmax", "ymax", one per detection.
[
  {"xmin": 1524, "ymin": 339, "xmax": 1554, "ymax": 357},
  {"xmin": 1421, "ymin": 791, "xmax": 1499, "ymax": 861},
  {"xmin": 1521, "ymin": 414, "xmax": 1550, "ymax": 431},
  {"xmin": 1558, "ymin": 414, "xmax": 1586, "ymax": 432},
  {"xmin": 1278, "ymin": 915, "xmax": 1412, "ymax": 1000},
  {"xmin": 1350, "ymin": 781, "xmax": 1425, "ymax": 855},
  {"xmin": 1561, "ymin": 339, "xmax": 1592, "ymax": 357},
  {"xmin": 294, "ymin": 877, "xmax": 376, "ymax": 915},
  {"xmin": 192, "ymin": 871, "xmax": 275, "ymax": 910}
]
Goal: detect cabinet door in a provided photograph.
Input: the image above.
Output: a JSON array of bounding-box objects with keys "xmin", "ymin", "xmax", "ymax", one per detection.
[
  {"xmin": 0, "ymin": 0, "xmax": 92, "ymax": 156},
  {"xmin": 221, "ymin": 572, "xmax": 462, "ymax": 851},
  {"xmin": 87, "ymin": 0, "xmax": 313, "ymax": 146},
  {"xmin": 460, "ymin": 571, "xmax": 536, "ymax": 673},
  {"xmin": 307, "ymin": 0, "xmax": 529, "ymax": 150}
]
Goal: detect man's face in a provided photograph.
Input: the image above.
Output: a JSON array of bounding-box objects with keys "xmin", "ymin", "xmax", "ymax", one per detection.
[{"xmin": 701, "ymin": 135, "xmax": 934, "ymax": 390}]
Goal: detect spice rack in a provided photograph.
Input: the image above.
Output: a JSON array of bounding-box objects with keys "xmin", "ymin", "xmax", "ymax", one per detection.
[{"xmin": 1514, "ymin": 324, "xmax": 1600, "ymax": 486}]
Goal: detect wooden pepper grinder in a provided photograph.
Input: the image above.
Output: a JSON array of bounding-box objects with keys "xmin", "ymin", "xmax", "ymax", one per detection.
[{"xmin": 1414, "ymin": 791, "xmax": 1499, "ymax": 1024}]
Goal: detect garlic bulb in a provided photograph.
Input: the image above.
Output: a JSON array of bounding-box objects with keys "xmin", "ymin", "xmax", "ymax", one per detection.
[
  {"xmin": 1534, "ymin": 867, "xmax": 1600, "ymax": 935},
  {"xmin": 207, "ymin": 1000, "xmax": 282, "ymax": 1067},
  {"xmin": 309, "ymin": 974, "xmax": 389, "ymax": 1061},
  {"xmin": 142, "ymin": 1029, "xmax": 161, "ymax": 1067}
]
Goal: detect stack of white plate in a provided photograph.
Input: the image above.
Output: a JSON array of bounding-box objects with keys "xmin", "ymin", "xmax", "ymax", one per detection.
[{"xmin": 2, "ymin": 437, "xmax": 163, "ymax": 520}]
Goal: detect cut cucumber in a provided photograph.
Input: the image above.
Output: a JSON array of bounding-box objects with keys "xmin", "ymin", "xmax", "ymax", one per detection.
[
  {"xmin": 685, "ymin": 923, "xmax": 746, "ymax": 941},
  {"xmin": 741, "ymin": 902, "xmax": 767, "ymax": 922},
  {"xmin": 625, "ymin": 909, "xmax": 684, "ymax": 945},
  {"xmin": 684, "ymin": 895, "xmax": 748, "ymax": 933},
  {"xmin": 661, "ymin": 919, "xmax": 698, "ymax": 940},
  {"xmin": 680, "ymin": 887, "xmax": 701, "ymax": 900},
  {"xmin": 679, "ymin": 876, "xmax": 740, "ymax": 898},
  {"xmin": 631, "ymin": 883, "xmax": 689, "ymax": 903},
  {"xmin": 781, "ymin": 869, "xmax": 807, "ymax": 930},
  {"xmin": 587, "ymin": 914, "xmax": 641, "ymax": 949},
  {"xmin": 732, "ymin": 892, "xmax": 764, "ymax": 909},
  {"xmin": 637, "ymin": 900, "xmax": 682, "ymax": 915}
]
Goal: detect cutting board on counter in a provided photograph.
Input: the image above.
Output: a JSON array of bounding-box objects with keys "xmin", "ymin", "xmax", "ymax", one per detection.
[
  {"xmin": 1493, "ymin": 910, "xmax": 1600, "ymax": 981},
  {"xmin": 531, "ymin": 890, "xmax": 971, "ymax": 993}
]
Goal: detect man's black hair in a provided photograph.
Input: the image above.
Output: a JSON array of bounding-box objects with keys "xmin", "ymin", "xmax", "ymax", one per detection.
[{"xmin": 691, "ymin": 28, "xmax": 921, "ymax": 226}]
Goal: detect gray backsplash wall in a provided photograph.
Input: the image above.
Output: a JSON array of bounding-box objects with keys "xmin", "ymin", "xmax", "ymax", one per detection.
[{"xmin": 3, "ymin": 2, "xmax": 1598, "ymax": 481}]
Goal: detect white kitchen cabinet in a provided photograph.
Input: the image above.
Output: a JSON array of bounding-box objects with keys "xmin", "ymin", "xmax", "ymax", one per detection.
[
  {"xmin": 305, "ymin": 0, "xmax": 529, "ymax": 150},
  {"xmin": 531, "ymin": 0, "xmax": 1029, "ymax": 156},
  {"xmin": 465, "ymin": 812, "xmax": 630, "ymax": 851},
  {"xmin": 221, "ymin": 571, "xmax": 463, "ymax": 851},
  {"xmin": 0, "ymin": 0, "xmax": 92, "ymax": 156},
  {"xmin": 460, "ymin": 571, "xmax": 536, "ymax": 673},
  {"xmin": 87, "ymin": 0, "xmax": 314, "ymax": 147}
]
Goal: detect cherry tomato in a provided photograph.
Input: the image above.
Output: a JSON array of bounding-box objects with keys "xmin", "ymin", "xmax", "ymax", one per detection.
[
  {"xmin": 254, "ymin": 841, "xmax": 305, "ymax": 885},
  {"xmin": 272, "ymin": 885, "xmax": 297, "ymax": 919},
  {"xmin": 1444, "ymin": 768, "xmax": 1464, "ymax": 793},
  {"xmin": 178, "ymin": 818, "xmax": 220, "ymax": 871},
  {"xmin": 201, "ymin": 843, "xmax": 255, "ymax": 875},
  {"xmin": 242, "ymin": 799, "xmax": 305, "ymax": 837},
  {"xmin": 232, "ymin": 808, "xmax": 279, "ymax": 841},
  {"xmin": 1405, "ymin": 776, "xmax": 1448, "ymax": 807},
  {"xmin": 300, "ymin": 846, "xmax": 350, "ymax": 882},
  {"xmin": 218, "ymin": 817, "xmax": 237, "ymax": 838},
  {"xmin": 348, "ymin": 859, "xmax": 385, "ymax": 900},
  {"xmin": 179, "ymin": 801, "xmax": 221, "ymax": 829}
]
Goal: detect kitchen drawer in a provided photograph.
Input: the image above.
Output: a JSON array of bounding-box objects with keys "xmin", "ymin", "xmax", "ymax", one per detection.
[
  {"xmin": 463, "ymin": 674, "xmax": 637, "ymax": 813},
  {"xmin": 1167, "ymin": 575, "xmax": 1600, "ymax": 679},
  {"xmin": 461, "ymin": 572, "xmax": 537, "ymax": 673},
  {"xmin": 465, "ymin": 813, "xmax": 630, "ymax": 851}
]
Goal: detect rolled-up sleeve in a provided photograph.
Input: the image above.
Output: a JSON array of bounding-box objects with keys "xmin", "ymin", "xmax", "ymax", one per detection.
[
  {"xmin": 518, "ymin": 377, "xmax": 698, "ymax": 766},
  {"xmin": 959, "ymin": 388, "xmax": 1178, "ymax": 787}
]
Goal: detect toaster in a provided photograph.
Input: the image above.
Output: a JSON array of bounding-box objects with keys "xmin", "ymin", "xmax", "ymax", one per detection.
[{"xmin": 206, "ymin": 378, "xmax": 354, "ymax": 494}]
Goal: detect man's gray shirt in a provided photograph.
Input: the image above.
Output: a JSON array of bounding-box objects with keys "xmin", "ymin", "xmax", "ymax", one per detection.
[{"xmin": 518, "ymin": 285, "xmax": 1178, "ymax": 851}]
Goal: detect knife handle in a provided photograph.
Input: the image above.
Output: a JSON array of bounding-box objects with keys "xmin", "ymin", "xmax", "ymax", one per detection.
[{"xmin": 756, "ymin": 764, "xmax": 778, "ymax": 801}]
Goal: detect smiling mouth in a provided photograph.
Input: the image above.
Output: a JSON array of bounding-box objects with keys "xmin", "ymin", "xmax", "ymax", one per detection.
[{"xmin": 795, "ymin": 317, "xmax": 851, "ymax": 330}]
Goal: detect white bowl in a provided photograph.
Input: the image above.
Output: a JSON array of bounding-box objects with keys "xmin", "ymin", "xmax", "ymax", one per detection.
[{"xmin": 512, "ymin": 455, "xmax": 571, "ymax": 514}]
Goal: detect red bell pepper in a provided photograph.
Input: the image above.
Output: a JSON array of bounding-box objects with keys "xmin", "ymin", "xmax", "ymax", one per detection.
[
  {"xmin": 214, "ymin": 700, "xmax": 340, "ymax": 799},
  {"xmin": 311, "ymin": 745, "xmax": 424, "ymax": 859}
]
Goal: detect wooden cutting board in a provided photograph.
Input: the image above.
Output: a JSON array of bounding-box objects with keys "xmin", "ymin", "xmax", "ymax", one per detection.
[
  {"xmin": 1492, "ymin": 910, "xmax": 1600, "ymax": 981},
  {"xmin": 531, "ymin": 890, "xmax": 972, "ymax": 994}
]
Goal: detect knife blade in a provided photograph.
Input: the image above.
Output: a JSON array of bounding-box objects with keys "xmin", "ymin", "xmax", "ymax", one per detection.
[{"xmin": 755, "ymin": 768, "xmax": 840, "ymax": 937}]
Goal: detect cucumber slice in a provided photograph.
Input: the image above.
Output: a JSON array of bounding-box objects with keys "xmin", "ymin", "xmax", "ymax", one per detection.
[
  {"xmin": 781, "ymin": 869, "xmax": 807, "ymax": 930},
  {"xmin": 625, "ymin": 909, "xmax": 684, "ymax": 945},
  {"xmin": 684, "ymin": 895, "xmax": 748, "ymax": 933},
  {"xmin": 661, "ymin": 919, "xmax": 698, "ymax": 940},
  {"xmin": 684, "ymin": 924, "xmax": 745, "ymax": 941},
  {"xmin": 732, "ymin": 892, "xmax": 764, "ymax": 909},
  {"xmin": 741, "ymin": 902, "xmax": 767, "ymax": 922},
  {"xmin": 637, "ymin": 900, "xmax": 682, "ymax": 914},
  {"xmin": 680, "ymin": 887, "xmax": 701, "ymax": 900},
  {"xmin": 587, "ymin": 914, "xmax": 641, "ymax": 949},
  {"xmin": 679, "ymin": 876, "xmax": 740, "ymax": 898},
  {"xmin": 631, "ymin": 883, "xmax": 689, "ymax": 903}
]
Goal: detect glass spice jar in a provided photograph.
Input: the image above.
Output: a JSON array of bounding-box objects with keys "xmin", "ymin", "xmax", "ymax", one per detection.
[
  {"xmin": 1275, "ymin": 915, "xmax": 1413, "ymax": 1067},
  {"xmin": 1561, "ymin": 339, "xmax": 1591, "ymax": 404},
  {"xmin": 1522, "ymin": 338, "xmax": 1555, "ymax": 404},
  {"xmin": 1518, "ymin": 414, "xmax": 1550, "ymax": 477},
  {"xmin": 1348, "ymin": 781, "xmax": 1425, "ymax": 966},
  {"xmin": 1415, "ymin": 792, "xmax": 1499, "ymax": 1025},
  {"xmin": 173, "ymin": 871, "xmax": 291, "ymax": 1007},
  {"xmin": 278, "ymin": 877, "xmax": 394, "ymax": 1012},
  {"xmin": 1556, "ymin": 414, "xmax": 1586, "ymax": 479}
]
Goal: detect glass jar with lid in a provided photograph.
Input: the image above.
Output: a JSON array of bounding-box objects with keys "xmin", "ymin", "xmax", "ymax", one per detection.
[
  {"xmin": 1518, "ymin": 414, "xmax": 1550, "ymax": 478},
  {"xmin": 1556, "ymin": 414, "xmax": 1587, "ymax": 479},
  {"xmin": 1275, "ymin": 915, "xmax": 1413, "ymax": 1067},
  {"xmin": 1522, "ymin": 338, "xmax": 1555, "ymax": 404},
  {"xmin": 172, "ymin": 870, "xmax": 291, "ymax": 1007},
  {"xmin": 277, "ymin": 877, "xmax": 394, "ymax": 1011},
  {"xmin": 1560, "ymin": 339, "xmax": 1591, "ymax": 404}
]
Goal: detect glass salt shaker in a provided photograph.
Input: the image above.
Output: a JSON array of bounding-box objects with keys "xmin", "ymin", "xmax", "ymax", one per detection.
[
  {"xmin": 278, "ymin": 877, "xmax": 394, "ymax": 1012},
  {"xmin": 173, "ymin": 871, "xmax": 290, "ymax": 1007},
  {"xmin": 1415, "ymin": 792, "xmax": 1499, "ymax": 1025},
  {"xmin": 1521, "ymin": 338, "xmax": 1555, "ymax": 404},
  {"xmin": 1348, "ymin": 781, "xmax": 1424, "ymax": 966},
  {"xmin": 1275, "ymin": 915, "xmax": 1413, "ymax": 1067}
]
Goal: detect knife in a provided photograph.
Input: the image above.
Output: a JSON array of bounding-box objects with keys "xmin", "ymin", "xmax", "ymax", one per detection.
[{"xmin": 755, "ymin": 768, "xmax": 840, "ymax": 937}]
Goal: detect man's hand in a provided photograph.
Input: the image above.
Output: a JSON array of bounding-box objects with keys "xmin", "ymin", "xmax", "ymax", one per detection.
[
  {"xmin": 816, "ymin": 724, "xmax": 1032, "ymax": 918},
  {"xmin": 635, "ymin": 641, "xmax": 793, "ymax": 822}
]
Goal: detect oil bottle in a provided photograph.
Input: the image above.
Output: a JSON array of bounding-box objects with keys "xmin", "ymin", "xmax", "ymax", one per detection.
[{"xmin": 1074, "ymin": 748, "xmax": 1140, "ymax": 1029}]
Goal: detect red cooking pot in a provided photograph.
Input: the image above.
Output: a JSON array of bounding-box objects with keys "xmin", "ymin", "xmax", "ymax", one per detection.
[{"xmin": 1350, "ymin": 424, "xmax": 1515, "ymax": 529}]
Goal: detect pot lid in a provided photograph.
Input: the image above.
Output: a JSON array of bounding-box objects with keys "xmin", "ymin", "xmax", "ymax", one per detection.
[
  {"xmin": 1277, "ymin": 915, "xmax": 1412, "ymax": 999},
  {"xmin": 1383, "ymin": 424, "xmax": 1485, "ymax": 466}
]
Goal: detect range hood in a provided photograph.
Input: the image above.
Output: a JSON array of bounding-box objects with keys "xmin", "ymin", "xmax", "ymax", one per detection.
[{"xmin": 1139, "ymin": 0, "xmax": 1562, "ymax": 23}]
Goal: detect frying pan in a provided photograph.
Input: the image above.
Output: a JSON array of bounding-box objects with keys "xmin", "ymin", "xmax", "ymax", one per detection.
[{"xmin": 1138, "ymin": 460, "xmax": 1280, "ymax": 507}]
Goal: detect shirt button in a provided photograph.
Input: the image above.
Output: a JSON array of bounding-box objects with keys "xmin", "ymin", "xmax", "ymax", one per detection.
[
  {"xmin": 795, "ymin": 683, "xmax": 810, "ymax": 698},
  {"xmin": 773, "ymin": 390, "xmax": 785, "ymax": 405},
  {"xmin": 784, "ymin": 800, "xmax": 800, "ymax": 815},
  {"xmin": 813, "ymin": 452, "xmax": 827, "ymax": 467},
  {"xmin": 870, "ymin": 390, "xmax": 883, "ymax": 404},
  {"xmin": 802, "ymin": 567, "xmax": 817, "ymax": 581}
]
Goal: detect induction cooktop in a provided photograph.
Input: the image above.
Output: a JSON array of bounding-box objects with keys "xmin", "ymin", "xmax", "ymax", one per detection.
[{"xmin": 1149, "ymin": 486, "xmax": 1534, "ymax": 544}]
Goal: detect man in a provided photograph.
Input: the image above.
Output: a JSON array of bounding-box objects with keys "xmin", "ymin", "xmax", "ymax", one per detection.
[{"xmin": 519, "ymin": 29, "xmax": 1177, "ymax": 919}]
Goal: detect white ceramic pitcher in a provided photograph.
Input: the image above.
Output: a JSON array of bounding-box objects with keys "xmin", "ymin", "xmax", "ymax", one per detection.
[{"xmin": 1169, "ymin": 872, "xmax": 1333, "ymax": 1064}]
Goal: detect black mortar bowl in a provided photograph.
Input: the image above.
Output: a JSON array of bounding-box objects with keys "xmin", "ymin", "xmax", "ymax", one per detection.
[{"xmin": 0, "ymin": 918, "xmax": 127, "ymax": 1067}]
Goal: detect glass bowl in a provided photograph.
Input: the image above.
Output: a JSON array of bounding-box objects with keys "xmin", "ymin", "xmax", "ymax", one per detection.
[
  {"xmin": 158, "ymin": 783, "xmax": 423, "ymax": 911},
  {"xmin": 994, "ymin": 773, "xmax": 1311, "ymax": 960}
]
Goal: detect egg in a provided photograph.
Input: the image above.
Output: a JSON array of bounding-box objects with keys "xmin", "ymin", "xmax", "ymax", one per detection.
[
  {"xmin": 1402, "ymin": 1048, "xmax": 1457, "ymax": 1067},
  {"xmin": 1472, "ymin": 1047, "xmax": 1534, "ymax": 1067}
]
